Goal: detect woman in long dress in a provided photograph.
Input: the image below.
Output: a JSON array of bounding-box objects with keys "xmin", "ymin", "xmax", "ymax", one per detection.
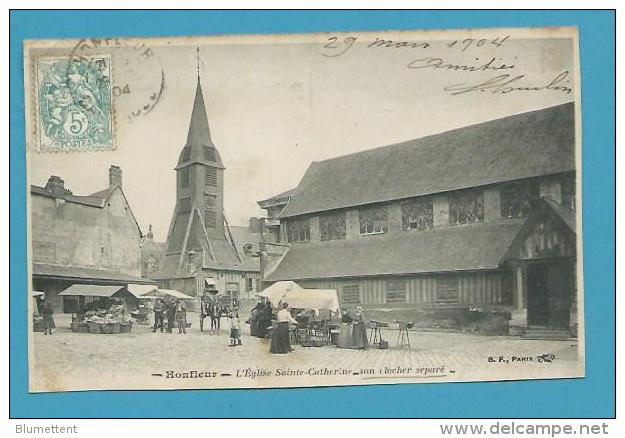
[
  {"xmin": 41, "ymin": 300, "xmax": 55, "ymax": 335},
  {"xmin": 270, "ymin": 302, "xmax": 297, "ymax": 354},
  {"xmin": 337, "ymin": 310, "xmax": 353, "ymax": 348},
  {"xmin": 351, "ymin": 306, "xmax": 368, "ymax": 349},
  {"xmin": 256, "ymin": 301, "xmax": 273, "ymax": 338}
]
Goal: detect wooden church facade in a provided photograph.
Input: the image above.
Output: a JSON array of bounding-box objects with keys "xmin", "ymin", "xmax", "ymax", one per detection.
[{"xmin": 259, "ymin": 103, "xmax": 579, "ymax": 336}]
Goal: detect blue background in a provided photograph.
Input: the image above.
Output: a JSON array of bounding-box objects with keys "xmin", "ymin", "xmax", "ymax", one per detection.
[{"xmin": 9, "ymin": 10, "xmax": 615, "ymax": 418}]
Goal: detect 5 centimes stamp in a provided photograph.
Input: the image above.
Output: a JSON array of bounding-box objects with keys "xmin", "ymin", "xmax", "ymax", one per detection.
[{"xmin": 35, "ymin": 55, "xmax": 113, "ymax": 152}]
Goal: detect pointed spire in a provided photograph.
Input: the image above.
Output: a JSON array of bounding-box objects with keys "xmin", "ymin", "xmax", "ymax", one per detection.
[
  {"xmin": 196, "ymin": 46, "xmax": 200, "ymax": 80},
  {"xmin": 186, "ymin": 75, "xmax": 213, "ymax": 147}
]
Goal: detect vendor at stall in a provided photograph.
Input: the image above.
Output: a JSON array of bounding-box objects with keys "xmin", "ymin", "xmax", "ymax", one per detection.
[
  {"xmin": 338, "ymin": 307, "xmax": 368, "ymax": 349},
  {"xmin": 270, "ymin": 302, "xmax": 297, "ymax": 354}
]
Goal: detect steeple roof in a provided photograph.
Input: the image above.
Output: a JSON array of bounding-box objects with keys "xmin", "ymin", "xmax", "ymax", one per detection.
[{"xmin": 176, "ymin": 77, "xmax": 224, "ymax": 169}]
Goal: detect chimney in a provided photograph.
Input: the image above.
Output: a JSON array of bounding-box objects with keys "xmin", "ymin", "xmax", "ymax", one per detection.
[
  {"xmin": 45, "ymin": 175, "xmax": 66, "ymax": 196},
  {"xmin": 249, "ymin": 216, "xmax": 261, "ymax": 233},
  {"xmin": 109, "ymin": 165, "xmax": 122, "ymax": 188}
]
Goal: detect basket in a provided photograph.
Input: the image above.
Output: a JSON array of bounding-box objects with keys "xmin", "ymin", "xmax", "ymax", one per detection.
[
  {"xmin": 101, "ymin": 322, "xmax": 121, "ymax": 334},
  {"xmin": 71, "ymin": 322, "xmax": 89, "ymax": 333},
  {"xmin": 88, "ymin": 322, "xmax": 102, "ymax": 334},
  {"xmin": 119, "ymin": 322, "xmax": 133, "ymax": 333}
]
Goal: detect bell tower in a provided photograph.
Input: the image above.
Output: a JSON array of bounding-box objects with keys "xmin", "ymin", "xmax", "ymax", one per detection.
[
  {"xmin": 173, "ymin": 74, "xmax": 225, "ymax": 242},
  {"xmin": 160, "ymin": 48, "xmax": 242, "ymax": 274},
  {"xmin": 152, "ymin": 49, "xmax": 254, "ymax": 293}
]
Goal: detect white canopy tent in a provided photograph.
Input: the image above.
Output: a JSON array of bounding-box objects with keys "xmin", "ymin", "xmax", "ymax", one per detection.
[{"xmin": 257, "ymin": 281, "xmax": 340, "ymax": 314}]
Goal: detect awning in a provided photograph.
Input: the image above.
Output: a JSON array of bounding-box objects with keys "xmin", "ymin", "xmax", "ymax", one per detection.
[
  {"xmin": 204, "ymin": 278, "xmax": 217, "ymax": 287},
  {"xmin": 257, "ymin": 281, "xmax": 303, "ymax": 303},
  {"xmin": 59, "ymin": 284, "xmax": 128, "ymax": 298},
  {"xmin": 258, "ymin": 281, "xmax": 341, "ymax": 313},
  {"xmin": 140, "ymin": 289, "xmax": 195, "ymax": 300},
  {"xmin": 127, "ymin": 284, "xmax": 158, "ymax": 298}
]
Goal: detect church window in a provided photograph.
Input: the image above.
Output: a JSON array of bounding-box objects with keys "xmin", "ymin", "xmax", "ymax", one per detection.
[
  {"xmin": 449, "ymin": 189, "xmax": 484, "ymax": 225},
  {"xmin": 204, "ymin": 146, "xmax": 216, "ymax": 162},
  {"xmin": 180, "ymin": 168, "xmax": 190, "ymax": 188},
  {"xmin": 287, "ymin": 217, "xmax": 310, "ymax": 243},
  {"xmin": 205, "ymin": 167, "xmax": 217, "ymax": 186},
  {"xmin": 359, "ymin": 205, "xmax": 388, "ymax": 234},
  {"xmin": 320, "ymin": 211, "xmax": 346, "ymax": 241},
  {"xmin": 401, "ymin": 198, "xmax": 433, "ymax": 230},
  {"xmin": 500, "ymin": 180, "xmax": 539, "ymax": 218}
]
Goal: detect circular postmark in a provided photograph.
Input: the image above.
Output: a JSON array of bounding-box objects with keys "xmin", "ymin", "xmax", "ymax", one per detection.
[{"xmin": 69, "ymin": 38, "xmax": 166, "ymax": 124}]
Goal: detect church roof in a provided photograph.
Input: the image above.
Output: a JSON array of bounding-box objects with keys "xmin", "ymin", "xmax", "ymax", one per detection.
[
  {"xmin": 277, "ymin": 102, "xmax": 575, "ymax": 218},
  {"xmin": 175, "ymin": 78, "xmax": 224, "ymax": 170},
  {"xmin": 266, "ymin": 220, "xmax": 525, "ymax": 281}
]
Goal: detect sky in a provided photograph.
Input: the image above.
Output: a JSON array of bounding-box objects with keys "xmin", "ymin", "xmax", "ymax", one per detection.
[{"xmin": 28, "ymin": 29, "xmax": 577, "ymax": 241}]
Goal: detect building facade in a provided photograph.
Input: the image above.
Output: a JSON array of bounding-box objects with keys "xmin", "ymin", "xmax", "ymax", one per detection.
[
  {"xmin": 259, "ymin": 103, "xmax": 578, "ymax": 336},
  {"xmin": 152, "ymin": 76, "xmax": 260, "ymax": 300},
  {"xmin": 31, "ymin": 166, "xmax": 153, "ymax": 312}
]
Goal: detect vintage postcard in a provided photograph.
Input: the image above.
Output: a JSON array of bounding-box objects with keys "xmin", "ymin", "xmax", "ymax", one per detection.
[{"xmin": 24, "ymin": 27, "xmax": 584, "ymax": 392}]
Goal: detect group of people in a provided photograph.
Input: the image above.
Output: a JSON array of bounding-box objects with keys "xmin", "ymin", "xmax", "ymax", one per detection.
[
  {"xmin": 338, "ymin": 306, "xmax": 368, "ymax": 350},
  {"xmin": 152, "ymin": 298, "xmax": 188, "ymax": 334},
  {"xmin": 248, "ymin": 300, "xmax": 273, "ymax": 338}
]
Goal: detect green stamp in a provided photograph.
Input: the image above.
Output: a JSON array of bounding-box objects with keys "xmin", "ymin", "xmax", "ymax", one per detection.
[{"xmin": 36, "ymin": 55, "xmax": 113, "ymax": 152}]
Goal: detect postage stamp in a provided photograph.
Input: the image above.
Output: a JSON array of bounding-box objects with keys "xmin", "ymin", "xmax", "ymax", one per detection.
[{"xmin": 35, "ymin": 55, "xmax": 114, "ymax": 152}]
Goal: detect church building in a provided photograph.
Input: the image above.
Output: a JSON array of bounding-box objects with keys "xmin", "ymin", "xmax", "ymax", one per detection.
[
  {"xmin": 259, "ymin": 103, "xmax": 579, "ymax": 338},
  {"xmin": 152, "ymin": 73, "xmax": 260, "ymax": 301}
]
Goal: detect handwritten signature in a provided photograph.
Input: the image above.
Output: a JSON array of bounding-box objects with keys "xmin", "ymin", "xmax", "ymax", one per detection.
[
  {"xmin": 407, "ymin": 56, "xmax": 515, "ymax": 73},
  {"xmin": 443, "ymin": 71, "xmax": 573, "ymax": 96}
]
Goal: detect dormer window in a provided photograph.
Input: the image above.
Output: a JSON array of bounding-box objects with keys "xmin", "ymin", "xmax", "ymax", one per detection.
[
  {"xmin": 320, "ymin": 211, "xmax": 346, "ymax": 241},
  {"xmin": 287, "ymin": 217, "xmax": 310, "ymax": 243},
  {"xmin": 449, "ymin": 189, "xmax": 484, "ymax": 225},
  {"xmin": 500, "ymin": 180, "xmax": 539, "ymax": 218},
  {"xmin": 401, "ymin": 198, "xmax": 433, "ymax": 231},
  {"xmin": 359, "ymin": 205, "xmax": 388, "ymax": 235},
  {"xmin": 204, "ymin": 146, "xmax": 216, "ymax": 162}
]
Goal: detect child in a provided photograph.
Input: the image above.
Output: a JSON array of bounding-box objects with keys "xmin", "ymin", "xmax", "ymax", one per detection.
[{"xmin": 228, "ymin": 312, "xmax": 242, "ymax": 347}]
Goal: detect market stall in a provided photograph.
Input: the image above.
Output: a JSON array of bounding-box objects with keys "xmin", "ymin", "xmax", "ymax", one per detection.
[
  {"xmin": 257, "ymin": 281, "xmax": 341, "ymax": 346},
  {"xmin": 59, "ymin": 284, "xmax": 136, "ymax": 334}
]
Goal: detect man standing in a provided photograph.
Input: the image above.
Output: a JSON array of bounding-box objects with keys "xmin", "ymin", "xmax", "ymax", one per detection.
[
  {"xmin": 152, "ymin": 298, "xmax": 165, "ymax": 333},
  {"xmin": 175, "ymin": 299, "xmax": 187, "ymax": 334},
  {"xmin": 166, "ymin": 300, "xmax": 177, "ymax": 334}
]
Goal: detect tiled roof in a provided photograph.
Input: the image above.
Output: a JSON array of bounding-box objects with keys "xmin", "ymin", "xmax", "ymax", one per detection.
[
  {"xmin": 32, "ymin": 263, "xmax": 155, "ymax": 284},
  {"xmin": 279, "ymin": 103, "xmax": 575, "ymax": 218},
  {"xmin": 31, "ymin": 185, "xmax": 106, "ymax": 207},
  {"xmin": 257, "ymin": 187, "xmax": 298, "ymax": 207},
  {"xmin": 266, "ymin": 220, "xmax": 525, "ymax": 281}
]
